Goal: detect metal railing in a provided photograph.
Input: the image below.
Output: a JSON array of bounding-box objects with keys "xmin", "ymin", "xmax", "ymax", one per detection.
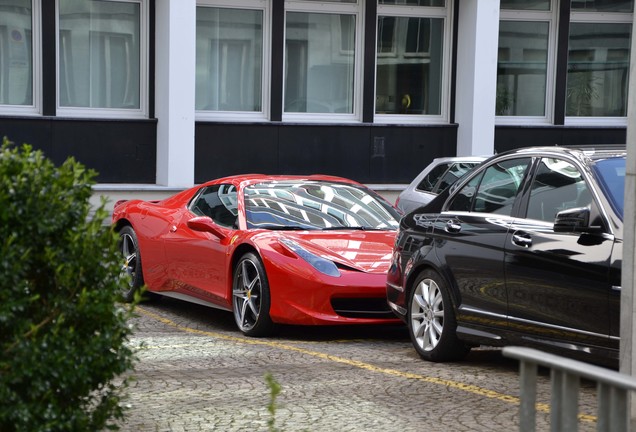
[{"xmin": 502, "ymin": 346, "xmax": 636, "ymax": 432}]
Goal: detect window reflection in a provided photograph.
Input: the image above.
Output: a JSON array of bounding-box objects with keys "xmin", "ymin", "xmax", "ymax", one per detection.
[
  {"xmin": 59, "ymin": 0, "xmax": 140, "ymax": 109},
  {"xmin": 497, "ymin": 21, "xmax": 549, "ymax": 116},
  {"xmin": 566, "ymin": 23, "xmax": 631, "ymax": 117},
  {"xmin": 196, "ymin": 7, "xmax": 263, "ymax": 112},
  {"xmin": 244, "ymin": 181, "xmax": 399, "ymax": 230},
  {"xmin": 284, "ymin": 12, "xmax": 355, "ymax": 114},
  {"xmin": 0, "ymin": 0, "xmax": 32, "ymax": 106},
  {"xmin": 375, "ymin": 16, "xmax": 443, "ymax": 115},
  {"xmin": 571, "ymin": 0, "xmax": 633, "ymax": 12}
]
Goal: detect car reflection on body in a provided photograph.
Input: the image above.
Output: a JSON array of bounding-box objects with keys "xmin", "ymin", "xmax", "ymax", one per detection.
[
  {"xmin": 113, "ymin": 174, "xmax": 402, "ymax": 336},
  {"xmin": 387, "ymin": 146, "xmax": 625, "ymax": 366},
  {"xmin": 395, "ymin": 156, "xmax": 487, "ymax": 215}
]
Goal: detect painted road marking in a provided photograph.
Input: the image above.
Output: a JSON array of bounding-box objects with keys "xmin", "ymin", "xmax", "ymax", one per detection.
[{"xmin": 136, "ymin": 306, "xmax": 596, "ymax": 424}]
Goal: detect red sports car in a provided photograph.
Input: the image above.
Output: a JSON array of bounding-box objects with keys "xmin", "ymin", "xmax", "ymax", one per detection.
[{"xmin": 113, "ymin": 174, "xmax": 402, "ymax": 336}]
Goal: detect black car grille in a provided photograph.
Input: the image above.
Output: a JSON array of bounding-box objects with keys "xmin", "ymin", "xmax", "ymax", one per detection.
[{"xmin": 331, "ymin": 298, "xmax": 395, "ymax": 319}]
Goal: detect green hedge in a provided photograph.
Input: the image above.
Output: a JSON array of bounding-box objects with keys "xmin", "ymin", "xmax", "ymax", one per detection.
[{"xmin": 0, "ymin": 138, "xmax": 137, "ymax": 431}]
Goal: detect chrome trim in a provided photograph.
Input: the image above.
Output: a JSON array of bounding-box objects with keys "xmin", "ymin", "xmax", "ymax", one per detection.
[
  {"xmin": 459, "ymin": 306, "xmax": 507, "ymax": 320},
  {"xmin": 388, "ymin": 301, "xmax": 407, "ymax": 316},
  {"xmin": 386, "ymin": 281, "xmax": 403, "ymax": 292},
  {"xmin": 509, "ymin": 315, "xmax": 606, "ymax": 340}
]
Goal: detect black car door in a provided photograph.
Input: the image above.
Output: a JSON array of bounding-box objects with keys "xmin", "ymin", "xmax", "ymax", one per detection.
[
  {"xmin": 433, "ymin": 157, "xmax": 532, "ymax": 329},
  {"xmin": 504, "ymin": 156, "xmax": 614, "ymax": 353}
]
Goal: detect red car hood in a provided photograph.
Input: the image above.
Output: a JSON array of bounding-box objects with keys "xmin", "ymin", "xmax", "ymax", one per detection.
[{"xmin": 282, "ymin": 230, "xmax": 397, "ymax": 274}]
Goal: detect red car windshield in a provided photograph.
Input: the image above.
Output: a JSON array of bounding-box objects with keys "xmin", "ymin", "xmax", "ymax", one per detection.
[{"xmin": 244, "ymin": 181, "xmax": 400, "ymax": 230}]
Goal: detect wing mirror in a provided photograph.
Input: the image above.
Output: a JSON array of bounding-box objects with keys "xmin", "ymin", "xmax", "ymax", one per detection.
[
  {"xmin": 187, "ymin": 216, "xmax": 226, "ymax": 239},
  {"xmin": 553, "ymin": 207, "xmax": 602, "ymax": 233}
]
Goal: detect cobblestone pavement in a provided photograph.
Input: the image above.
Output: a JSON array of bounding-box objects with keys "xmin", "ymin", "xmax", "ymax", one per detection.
[{"xmin": 117, "ymin": 297, "xmax": 601, "ymax": 432}]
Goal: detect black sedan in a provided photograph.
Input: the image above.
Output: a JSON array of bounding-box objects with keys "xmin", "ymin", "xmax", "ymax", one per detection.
[{"xmin": 386, "ymin": 146, "xmax": 625, "ymax": 365}]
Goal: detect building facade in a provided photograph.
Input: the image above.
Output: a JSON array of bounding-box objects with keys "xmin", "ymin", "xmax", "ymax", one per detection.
[{"xmin": 0, "ymin": 0, "xmax": 631, "ymax": 190}]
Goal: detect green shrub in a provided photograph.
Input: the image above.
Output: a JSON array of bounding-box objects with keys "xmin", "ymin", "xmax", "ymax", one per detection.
[{"xmin": 0, "ymin": 138, "xmax": 137, "ymax": 431}]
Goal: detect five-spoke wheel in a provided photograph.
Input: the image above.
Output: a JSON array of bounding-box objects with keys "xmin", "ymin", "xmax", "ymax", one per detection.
[
  {"xmin": 118, "ymin": 226, "xmax": 144, "ymax": 302},
  {"xmin": 232, "ymin": 252, "xmax": 275, "ymax": 337}
]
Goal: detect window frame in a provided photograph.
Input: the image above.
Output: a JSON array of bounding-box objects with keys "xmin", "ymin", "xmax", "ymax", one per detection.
[
  {"xmin": 55, "ymin": 0, "xmax": 148, "ymax": 119},
  {"xmin": 0, "ymin": 0, "xmax": 41, "ymax": 116},
  {"xmin": 495, "ymin": 5, "xmax": 558, "ymax": 126},
  {"xmin": 565, "ymin": 8, "xmax": 633, "ymax": 126},
  {"xmin": 374, "ymin": 2, "xmax": 453, "ymax": 124},
  {"xmin": 282, "ymin": 0, "xmax": 363, "ymax": 124},
  {"xmin": 195, "ymin": 0, "xmax": 271, "ymax": 122}
]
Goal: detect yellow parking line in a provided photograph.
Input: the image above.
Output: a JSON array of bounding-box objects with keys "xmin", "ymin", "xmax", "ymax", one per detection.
[{"xmin": 136, "ymin": 306, "xmax": 597, "ymax": 424}]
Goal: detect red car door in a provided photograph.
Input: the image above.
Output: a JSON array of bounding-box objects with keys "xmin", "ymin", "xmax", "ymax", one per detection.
[{"xmin": 162, "ymin": 185, "xmax": 237, "ymax": 309}]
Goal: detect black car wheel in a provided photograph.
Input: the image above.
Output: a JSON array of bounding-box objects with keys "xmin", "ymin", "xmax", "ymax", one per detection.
[
  {"xmin": 118, "ymin": 226, "xmax": 144, "ymax": 302},
  {"xmin": 408, "ymin": 270, "xmax": 469, "ymax": 362},
  {"xmin": 232, "ymin": 252, "xmax": 275, "ymax": 337}
]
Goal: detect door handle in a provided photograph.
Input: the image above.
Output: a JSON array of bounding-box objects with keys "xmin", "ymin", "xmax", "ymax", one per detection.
[
  {"xmin": 445, "ymin": 220, "xmax": 461, "ymax": 233},
  {"xmin": 170, "ymin": 225, "xmax": 177, "ymax": 233},
  {"xmin": 511, "ymin": 231, "xmax": 532, "ymax": 247}
]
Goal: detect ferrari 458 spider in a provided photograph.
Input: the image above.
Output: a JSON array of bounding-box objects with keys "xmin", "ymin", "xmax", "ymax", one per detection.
[{"xmin": 112, "ymin": 174, "xmax": 402, "ymax": 336}]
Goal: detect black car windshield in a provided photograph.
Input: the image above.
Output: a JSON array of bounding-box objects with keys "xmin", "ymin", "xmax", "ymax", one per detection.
[
  {"xmin": 593, "ymin": 157, "xmax": 625, "ymax": 218},
  {"xmin": 244, "ymin": 180, "xmax": 401, "ymax": 230}
]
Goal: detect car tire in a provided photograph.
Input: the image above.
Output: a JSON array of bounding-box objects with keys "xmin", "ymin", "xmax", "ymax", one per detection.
[
  {"xmin": 407, "ymin": 269, "xmax": 469, "ymax": 362},
  {"xmin": 232, "ymin": 252, "xmax": 276, "ymax": 337},
  {"xmin": 118, "ymin": 225, "xmax": 145, "ymax": 303}
]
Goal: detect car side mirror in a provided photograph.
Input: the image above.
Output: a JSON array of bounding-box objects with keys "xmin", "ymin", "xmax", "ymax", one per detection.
[
  {"xmin": 553, "ymin": 207, "xmax": 602, "ymax": 233},
  {"xmin": 187, "ymin": 216, "xmax": 227, "ymax": 239}
]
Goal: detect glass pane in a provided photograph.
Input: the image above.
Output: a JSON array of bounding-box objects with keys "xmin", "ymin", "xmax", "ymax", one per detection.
[
  {"xmin": 571, "ymin": 0, "xmax": 634, "ymax": 12},
  {"xmin": 284, "ymin": 12, "xmax": 355, "ymax": 114},
  {"xmin": 196, "ymin": 7, "xmax": 263, "ymax": 112},
  {"xmin": 0, "ymin": 0, "xmax": 33, "ymax": 106},
  {"xmin": 376, "ymin": 16, "xmax": 444, "ymax": 115},
  {"xmin": 379, "ymin": 0, "xmax": 445, "ymax": 6},
  {"xmin": 501, "ymin": 0, "xmax": 551, "ymax": 10},
  {"xmin": 473, "ymin": 158, "xmax": 530, "ymax": 216},
  {"xmin": 497, "ymin": 21, "xmax": 549, "ymax": 116},
  {"xmin": 527, "ymin": 158, "xmax": 588, "ymax": 223},
  {"xmin": 59, "ymin": 0, "xmax": 140, "ymax": 109},
  {"xmin": 566, "ymin": 23, "xmax": 631, "ymax": 117}
]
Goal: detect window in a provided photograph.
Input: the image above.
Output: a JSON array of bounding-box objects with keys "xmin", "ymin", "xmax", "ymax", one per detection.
[
  {"xmin": 0, "ymin": 0, "xmax": 39, "ymax": 115},
  {"xmin": 57, "ymin": 0, "xmax": 147, "ymax": 118},
  {"xmin": 566, "ymin": 4, "xmax": 633, "ymax": 122},
  {"xmin": 196, "ymin": 1, "xmax": 268, "ymax": 121},
  {"xmin": 283, "ymin": 1, "xmax": 361, "ymax": 121},
  {"xmin": 375, "ymin": 0, "xmax": 452, "ymax": 123},
  {"xmin": 497, "ymin": 2, "xmax": 556, "ymax": 123},
  {"xmin": 526, "ymin": 158, "xmax": 591, "ymax": 222},
  {"xmin": 190, "ymin": 184, "xmax": 238, "ymax": 228},
  {"xmin": 449, "ymin": 158, "xmax": 531, "ymax": 215}
]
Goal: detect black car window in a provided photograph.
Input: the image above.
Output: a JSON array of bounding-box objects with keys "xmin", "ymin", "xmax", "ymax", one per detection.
[
  {"xmin": 190, "ymin": 184, "xmax": 238, "ymax": 228},
  {"xmin": 448, "ymin": 158, "xmax": 530, "ymax": 215},
  {"xmin": 434, "ymin": 162, "xmax": 480, "ymax": 193},
  {"xmin": 526, "ymin": 158, "xmax": 591, "ymax": 223},
  {"xmin": 416, "ymin": 163, "xmax": 452, "ymax": 192}
]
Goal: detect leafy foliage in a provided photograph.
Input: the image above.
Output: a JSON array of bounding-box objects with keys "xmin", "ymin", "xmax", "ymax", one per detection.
[{"xmin": 0, "ymin": 138, "xmax": 137, "ymax": 431}]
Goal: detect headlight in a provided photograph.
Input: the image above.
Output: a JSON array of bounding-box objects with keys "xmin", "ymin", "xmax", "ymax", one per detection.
[{"xmin": 279, "ymin": 238, "xmax": 340, "ymax": 277}]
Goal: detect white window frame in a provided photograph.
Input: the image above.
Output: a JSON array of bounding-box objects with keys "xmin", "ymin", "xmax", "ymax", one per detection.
[
  {"xmin": 374, "ymin": 2, "xmax": 452, "ymax": 125},
  {"xmin": 565, "ymin": 9, "xmax": 633, "ymax": 127},
  {"xmin": 495, "ymin": 6, "xmax": 558, "ymax": 126},
  {"xmin": 55, "ymin": 0, "xmax": 148, "ymax": 119},
  {"xmin": 0, "ymin": 0, "xmax": 41, "ymax": 116},
  {"xmin": 282, "ymin": 0, "xmax": 363, "ymax": 124},
  {"xmin": 195, "ymin": 0, "xmax": 270, "ymax": 122}
]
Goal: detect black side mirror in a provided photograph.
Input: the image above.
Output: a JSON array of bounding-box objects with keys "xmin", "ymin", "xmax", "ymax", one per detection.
[{"xmin": 553, "ymin": 207, "xmax": 602, "ymax": 233}]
